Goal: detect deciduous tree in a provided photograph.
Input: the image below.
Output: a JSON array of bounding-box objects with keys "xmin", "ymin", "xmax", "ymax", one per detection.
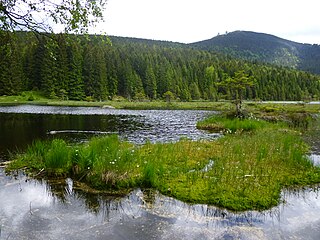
[{"xmin": 0, "ymin": 0, "xmax": 107, "ymax": 33}]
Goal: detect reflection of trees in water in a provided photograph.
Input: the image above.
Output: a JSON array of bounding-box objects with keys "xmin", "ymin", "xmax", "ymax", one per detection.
[
  {"xmin": 141, "ymin": 189, "xmax": 157, "ymax": 205},
  {"xmin": 44, "ymin": 178, "xmax": 69, "ymax": 202},
  {"xmin": 43, "ymin": 177, "xmax": 125, "ymax": 217}
]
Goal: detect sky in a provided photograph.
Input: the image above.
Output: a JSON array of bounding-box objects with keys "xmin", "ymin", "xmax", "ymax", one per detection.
[{"xmin": 94, "ymin": 0, "xmax": 320, "ymax": 44}]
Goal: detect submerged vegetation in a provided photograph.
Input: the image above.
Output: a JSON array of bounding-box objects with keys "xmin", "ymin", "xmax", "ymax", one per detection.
[{"xmin": 8, "ymin": 112, "xmax": 320, "ymax": 211}]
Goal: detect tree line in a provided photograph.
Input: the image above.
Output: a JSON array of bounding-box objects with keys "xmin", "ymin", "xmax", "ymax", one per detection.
[{"xmin": 1, "ymin": 31, "xmax": 320, "ymax": 102}]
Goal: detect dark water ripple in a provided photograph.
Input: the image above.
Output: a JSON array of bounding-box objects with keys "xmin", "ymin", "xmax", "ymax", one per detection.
[{"xmin": 0, "ymin": 105, "xmax": 218, "ymax": 161}]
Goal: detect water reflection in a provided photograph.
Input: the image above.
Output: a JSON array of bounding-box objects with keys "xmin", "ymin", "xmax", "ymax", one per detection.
[
  {"xmin": 2, "ymin": 167, "xmax": 320, "ymax": 239},
  {"xmin": 310, "ymin": 154, "xmax": 320, "ymax": 166}
]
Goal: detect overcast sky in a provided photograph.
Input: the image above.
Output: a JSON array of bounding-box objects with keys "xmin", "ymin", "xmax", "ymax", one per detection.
[{"xmin": 94, "ymin": 0, "xmax": 320, "ymax": 44}]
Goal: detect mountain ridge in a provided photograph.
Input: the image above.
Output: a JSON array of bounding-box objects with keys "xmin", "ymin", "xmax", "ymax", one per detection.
[{"xmin": 189, "ymin": 31, "xmax": 320, "ymax": 74}]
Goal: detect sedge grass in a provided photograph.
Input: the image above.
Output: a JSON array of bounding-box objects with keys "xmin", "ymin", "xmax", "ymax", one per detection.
[{"xmin": 197, "ymin": 114, "xmax": 272, "ymax": 133}]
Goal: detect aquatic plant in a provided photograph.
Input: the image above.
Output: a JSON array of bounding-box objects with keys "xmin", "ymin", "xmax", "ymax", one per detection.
[
  {"xmin": 196, "ymin": 114, "xmax": 270, "ymax": 133},
  {"xmin": 44, "ymin": 139, "xmax": 71, "ymax": 173}
]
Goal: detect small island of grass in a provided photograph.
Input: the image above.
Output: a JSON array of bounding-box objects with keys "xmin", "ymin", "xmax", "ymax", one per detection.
[{"xmin": 7, "ymin": 112, "xmax": 320, "ymax": 211}]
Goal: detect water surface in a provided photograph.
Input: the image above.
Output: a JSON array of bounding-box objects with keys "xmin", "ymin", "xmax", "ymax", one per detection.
[
  {"xmin": 1, "ymin": 168, "xmax": 320, "ymax": 239},
  {"xmin": 0, "ymin": 105, "xmax": 217, "ymax": 161}
]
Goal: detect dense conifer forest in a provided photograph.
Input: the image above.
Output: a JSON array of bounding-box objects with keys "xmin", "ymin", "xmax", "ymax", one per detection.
[{"xmin": 1, "ymin": 31, "xmax": 320, "ymax": 101}]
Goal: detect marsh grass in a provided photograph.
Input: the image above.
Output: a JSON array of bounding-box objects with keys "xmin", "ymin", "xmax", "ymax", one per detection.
[
  {"xmin": 8, "ymin": 119, "xmax": 320, "ymax": 211},
  {"xmin": 197, "ymin": 114, "xmax": 271, "ymax": 133},
  {"xmin": 208, "ymin": 129, "xmax": 318, "ymax": 210},
  {"xmin": 44, "ymin": 139, "xmax": 71, "ymax": 175}
]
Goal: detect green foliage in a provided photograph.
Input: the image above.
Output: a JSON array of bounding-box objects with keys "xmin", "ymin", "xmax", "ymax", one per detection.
[
  {"xmin": 44, "ymin": 139, "xmax": 70, "ymax": 174},
  {"xmin": 261, "ymin": 106, "xmax": 280, "ymax": 112},
  {"xmin": 133, "ymin": 92, "xmax": 147, "ymax": 101},
  {"xmin": 286, "ymin": 112, "xmax": 314, "ymax": 129},
  {"xmin": 189, "ymin": 82, "xmax": 201, "ymax": 100},
  {"xmin": 163, "ymin": 91, "xmax": 175, "ymax": 103},
  {"xmin": 217, "ymin": 70, "xmax": 256, "ymax": 116},
  {"xmin": 27, "ymin": 94, "xmax": 34, "ymax": 101},
  {"xmin": 0, "ymin": 0, "xmax": 107, "ymax": 34},
  {"xmin": 218, "ymin": 70, "xmax": 256, "ymax": 93},
  {"xmin": 0, "ymin": 32, "xmax": 23, "ymax": 95}
]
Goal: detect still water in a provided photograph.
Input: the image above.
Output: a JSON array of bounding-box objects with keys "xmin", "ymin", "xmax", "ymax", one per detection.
[
  {"xmin": 1, "ymin": 105, "xmax": 320, "ymax": 239},
  {"xmin": 0, "ymin": 105, "xmax": 217, "ymax": 160}
]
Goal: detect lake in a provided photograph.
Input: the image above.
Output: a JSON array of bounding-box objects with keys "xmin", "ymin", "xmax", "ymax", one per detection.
[
  {"xmin": 1, "ymin": 105, "xmax": 320, "ymax": 239},
  {"xmin": 0, "ymin": 105, "xmax": 217, "ymax": 160}
]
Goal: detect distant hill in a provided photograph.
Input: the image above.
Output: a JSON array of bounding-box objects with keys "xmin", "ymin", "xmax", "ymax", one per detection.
[
  {"xmin": 109, "ymin": 36, "xmax": 186, "ymax": 49},
  {"xmin": 190, "ymin": 31, "xmax": 320, "ymax": 74}
]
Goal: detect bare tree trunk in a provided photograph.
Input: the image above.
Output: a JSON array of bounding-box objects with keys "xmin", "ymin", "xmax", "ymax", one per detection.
[
  {"xmin": 236, "ymin": 100, "xmax": 241, "ymax": 117},
  {"xmin": 235, "ymin": 90, "xmax": 243, "ymax": 118}
]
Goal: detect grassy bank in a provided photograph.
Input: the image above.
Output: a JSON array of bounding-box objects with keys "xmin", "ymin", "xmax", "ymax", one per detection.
[
  {"xmin": 7, "ymin": 115, "xmax": 320, "ymax": 211},
  {"xmin": 1, "ymin": 91, "xmax": 320, "ymax": 112},
  {"xmin": 0, "ymin": 91, "xmax": 232, "ymax": 110}
]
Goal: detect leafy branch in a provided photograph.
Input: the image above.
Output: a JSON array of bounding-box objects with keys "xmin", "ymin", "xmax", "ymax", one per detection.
[{"xmin": 0, "ymin": 0, "xmax": 107, "ymax": 34}]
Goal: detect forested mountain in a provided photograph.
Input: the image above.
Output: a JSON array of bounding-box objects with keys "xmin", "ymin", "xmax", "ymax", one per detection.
[
  {"xmin": 190, "ymin": 31, "xmax": 320, "ymax": 74},
  {"xmin": 1, "ymin": 31, "xmax": 320, "ymax": 102}
]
